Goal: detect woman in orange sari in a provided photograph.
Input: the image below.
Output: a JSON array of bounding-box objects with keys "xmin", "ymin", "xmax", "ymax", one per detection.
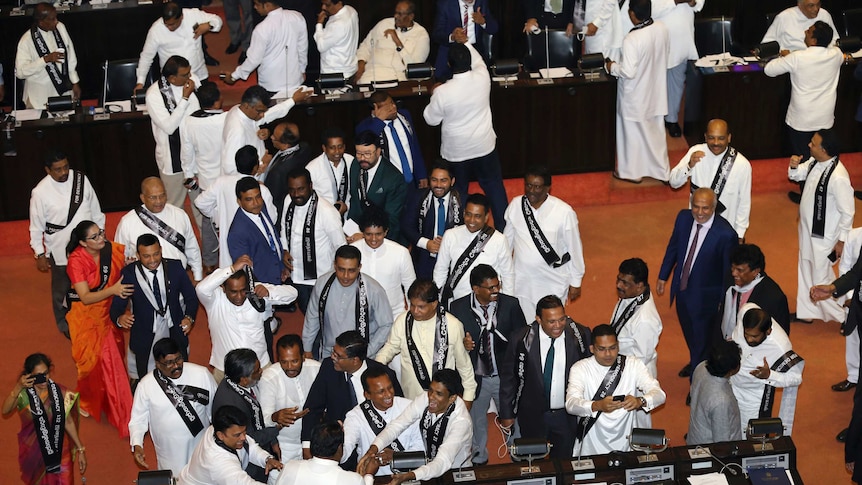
[
  {"xmin": 2, "ymin": 353, "xmax": 87, "ymax": 485},
  {"xmin": 65, "ymin": 220, "xmax": 134, "ymax": 437}
]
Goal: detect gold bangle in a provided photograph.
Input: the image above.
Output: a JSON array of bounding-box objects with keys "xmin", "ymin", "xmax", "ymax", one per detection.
[{"xmin": 76, "ymin": 447, "xmax": 86, "ymax": 453}]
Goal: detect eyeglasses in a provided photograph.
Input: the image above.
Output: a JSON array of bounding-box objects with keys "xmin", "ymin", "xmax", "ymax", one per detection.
[
  {"xmin": 331, "ymin": 350, "xmax": 351, "ymax": 361},
  {"xmin": 157, "ymin": 356, "xmax": 184, "ymax": 368},
  {"xmin": 87, "ymin": 229, "xmax": 106, "ymax": 241},
  {"xmin": 477, "ymin": 283, "xmax": 500, "ymax": 291}
]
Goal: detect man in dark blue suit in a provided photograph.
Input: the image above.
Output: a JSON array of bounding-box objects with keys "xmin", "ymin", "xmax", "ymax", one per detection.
[
  {"xmin": 346, "ymin": 131, "xmax": 408, "ymax": 245},
  {"xmin": 402, "ymin": 161, "xmax": 463, "ymax": 279},
  {"xmin": 110, "ymin": 234, "xmax": 199, "ymax": 383},
  {"xmin": 227, "ymin": 176, "xmax": 285, "ymax": 285},
  {"xmin": 431, "ymin": 0, "xmax": 499, "ymax": 80},
  {"xmin": 658, "ymin": 187, "xmax": 738, "ymax": 378}
]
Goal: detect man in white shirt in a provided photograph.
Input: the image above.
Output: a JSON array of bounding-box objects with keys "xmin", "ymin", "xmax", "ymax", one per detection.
[
  {"xmin": 351, "ymin": 206, "xmax": 415, "ymax": 320},
  {"xmin": 606, "ymin": 0, "xmax": 671, "ymax": 183},
  {"xmin": 582, "ymin": 0, "xmax": 623, "ymax": 60},
  {"xmin": 656, "ymin": 0, "xmax": 702, "ymax": 138},
  {"xmin": 423, "ymin": 42, "xmax": 508, "ymax": 230},
  {"xmin": 144, "ymin": 56, "xmax": 201, "ymax": 212},
  {"xmin": 314, "ymin": 0, "xmax": 360, "ymax": 78},
  {"xmin": 355, "ymin": 1, "xmax": 430, "ymax": 84},
  {"xmin": 504, "ymin": 167, "xmax": 584, "ymax": 322},
  {"xmin": 178, "ymin": 405, "xmax": 283, "ymax": 485},
  {"xmin": 375, "ymin": 279, "xmax": 477, "ymax": 403},
  {"xmin": 29, "ymin": 149, "xmax": 104, "ymax": 338},
  {"xmin": 278, "ymin": 422, "xmax": 370, "ymax": 485},
  {"xmin": 129, "ymin": 338, "xmax": 217, "ymax": 475},
  {"xmin": 762, "ymin": 0, "xmax": 838, "ymax": 55},
  {"xmin": 280, "ymin": 167, "xmax": 346, "ymax": 313},
  {"xmin": 306, "ymin": 127, "xmax": 353, "ymax": 217},
  {"xmin": 196, "ymin": 255, "xmax": 298, "ymax": 382},
  {"xmin": 115, "ymin": 177, "xmax": 204, "ymax": 281},
  {"xmin": 258, "ymin": 334, "xmax": 320, "ymax": 463},
  {"xmin": 342, "ymin": 366, "xmax": 424, "ymax": 475},
  {"xmin": 135, "ymin": 2, "xmax": 223, "ymax": 91},
  {"xmin": 434, "ymin": 193, "xmax": 513, "ymax": 306},
  {"xmin": 15, "ymin": 3, "xmax": 81, "ymax": 109},
  {"xmin": 788, "ymin": 130, "xmax": 854, "ymax": 324},
  {"xmin": 224, "ymin": 0, "xmax": 308, "ymax": 97},
  {"xmin": 730, "ymin": 305, "xmax": 804, "ymax": 435},
  {"xmin": 765, "ymin": 21, "xmax": 844, "ymax": 160},
  {"xmin": 669, "ymin": 119, "xmax": 752, "ymax": 240},
  {"xmin": 357, "ymin": 369, "xmax": 472, "ymax": 484},
  {"xmin": 610, "ymin": 258, "xmax": 662, "ymax": 379},
  {"xmin": 565, "ymin": 324, "xmax": 667, "ymax": 455}
]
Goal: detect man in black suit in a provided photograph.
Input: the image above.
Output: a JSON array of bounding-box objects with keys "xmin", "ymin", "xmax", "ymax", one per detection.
[
  {"xmin": 110, "ymin": 234, "xmax": 199, "ymax": 385},
  {"xmin": 499, "ymin": 295, "xmax": 591, "ymax": 459},
  {"xmin": 302, "ymin": 330, "xmax": 403, "ymax": 461},
  {"xmin": 402, "ymin": 161, "xmax": 463, "ymax": 279},
  {"xmin": 346, "ymin": 130, "xmax": 408, "ymax": 245},
  {"xmin": 721, "ymin": 244, "xmax": 791, "ymax": 338},
  {"xmin": 212, "ymin": 348, "xmax": 280, "ymax": 482},
  {"xmin": 450, "ymin": 264, "xmax": 527, "ymax": 466},
  {"xmin": 264, "ymin": 122, "xmax": 313, "ymax": 226},
  {"xmin": 658, "ymin": 188, "xmax": 738, "ymax": 378}
]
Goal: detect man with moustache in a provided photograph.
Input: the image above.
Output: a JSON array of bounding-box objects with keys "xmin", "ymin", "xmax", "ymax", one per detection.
[
  {"xmin": 129, "ymin": 338, "xmax": 217, "ymax": 475},
  {"xmin": 228, "ymin": 176, "xmax": 285, "ymax": 286},
  {"xmin": 354, "ymin": 1, "xmax": 431, "ymax": 84},
  {"xmin": 258, "ymin": 334, "xmax": 320, "ymax": 463},
  {"xmin": 720, "ymin": 244, "xmax": 790, "ymax": 338},
  {"xmin": 16, "ymin": 3, "xmax": 81, "ymax": 108},
  {"xmin": 611, "ymin": 258, "xmax": 662, "ymax": 379},
  {"xmin": 307, "ymin": 128, "xmax": 354, "ymax": 217},
  {"xmin": 669, "ymin": 119, "xmax": 752, "ymax": 240}
]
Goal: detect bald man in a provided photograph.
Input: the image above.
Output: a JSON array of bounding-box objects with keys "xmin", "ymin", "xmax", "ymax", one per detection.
[
  {"xmin": 262, "ymin": 122, "xmax": 313, "ymax": 225},
  {"xmin": 669, "ymin": 119, "xmax": 752, "ymax": 240},
  {"xmin": 115, "ymin": 177, "xmax": 204, "ymax": 281}
]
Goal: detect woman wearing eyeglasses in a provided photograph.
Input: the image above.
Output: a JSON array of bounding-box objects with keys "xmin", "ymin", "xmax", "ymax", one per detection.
[
  {"xmin": 2, "ymin": 353, "xmax": 87, "ymax": 485},
  {"xmin": 65, "ymin": 220, "xmax": 134, "ymax": 437}
]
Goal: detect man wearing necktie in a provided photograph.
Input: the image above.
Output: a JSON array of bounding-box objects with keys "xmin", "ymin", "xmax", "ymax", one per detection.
[
  {"xmin": 430, "ymin": 0, "xmax": 498, "ymax": 80},
  {"xmin": 450, "ymin": 264, "xmax": 526, "ymax": 466},
  {"xmin": 228, "ymin": 177, "xmax": 287, "ymax": 285},
  {"xmin": 720, "ymin": 244, "xmax": 790, "ymax": 340},
  {"xmin": 657, "ymin": 188, "xmax": 738, "ymax": 379}
]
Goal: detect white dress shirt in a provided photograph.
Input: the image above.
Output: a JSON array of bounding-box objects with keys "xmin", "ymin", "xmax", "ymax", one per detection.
[
  {"xmin": 342, "ymin": 396, "xmax": 425, "ymax": 475},
  {"xmin": 181, "ymin": 110, "xmax": 227, "ymax": 190},
  {"xmin": 655, "ymin": 0, "xmax": 703, "ymax": 67},
  {"xmin": 423, "ymin": 42, "xmax": 495, "ymax": 162},
  {"xmin": 538, "ymin": 329, "xmax": 567, "ymax": 409},
  {"xmin": 610, "ymin": 292, "xmax": 663, "ymax": 377},
  {"xmin": 258, "ymin": 359, "xmax": 321, "ymax": 461},
  {"xmin": 314, "ymin": 5, "xmax": 360, "ymax": 77},
  {"xmin": 351, "ymin": 238, "xmax": 416, "ymax": 319},
  {"xmin": 375, "ymin": 311, "xmax": 477, "ymax": 401},
  {"xmin": 15, "ymin": 22, "xmax": 79, "ymax": 109},
  {"xmin": 669, "ymin": 144, "xmax": 753, "ymax": 238},
  {"xmin": 764, "ymin": 45, "xmax": 844, "ymax": 132},
  {"xmin": 371, "ymin": 394, "xmax": 472, "ymax": 481},
  {"xmin": 306, "ymin": 152, "xmax": 354, "ymax": 209},
  {"xmin": 762, "ymin": 6, "xmax": 838, "ymax": 52},
  {"xmin": 433, "ymin": 225, "xmax": 514, "ymax": 302},
  {"xmin": 220, "ymin": 100, "xmax": 298, "ymax": 175},
  {"xmin": 356, "ymin": 19, "xmax": 430, "ymax": 83},
  {"xmin": 232, "ymin": 8, "xmax": 308, "ymax": 96},
  {"xmin": 279, "ymin": 193, "xmax": 346, "ymax": 286},
  {"xmin": 196, "ymin": 266, "xmax": 298, "ymax": 370},
  {"xmin": 177, "ymin": 426, "xmax": 271, "ymax": 485},
  {"xmin": 136, "ymin": 8, "xmax": 223, "ymax": 85},
  {"xmin": 145, "ymin": 81, "xmax": 201, "ymax": 175},
  {"xmin": 276, "ymin": 457, "xmax": 370, "ymax": 485},
  {"xmin": 115, "ymin": 204, "xmax": 204, "ymax": 280},
  {"xmin": 29, "ymin": 170, "xmax": 104, "ymax": 265},
  {"xmin": 583, "ymin": 0, "xmax": 622, "ymax": 59}
]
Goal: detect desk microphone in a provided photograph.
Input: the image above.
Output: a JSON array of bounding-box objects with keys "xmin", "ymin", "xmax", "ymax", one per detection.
[{"xmin": 544, "ymin": 25, "xmax": 551, "ymax": 77}]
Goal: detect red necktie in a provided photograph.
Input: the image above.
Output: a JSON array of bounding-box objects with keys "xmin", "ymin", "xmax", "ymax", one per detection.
[{"xmin": 680, "ymin": 224, "xmax": 702, "ymax": 291}]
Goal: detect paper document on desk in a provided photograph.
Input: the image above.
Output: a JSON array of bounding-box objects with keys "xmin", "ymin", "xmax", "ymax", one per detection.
[
  {"xmin": 687, "ymin": 472, "xmax": 729, "ymax": 485},
  {"xmin": 105, "ymin": 100, "xmax": 132, "ymax": 113},
  {"xmin": 695, "ymin": 53, "xmax": 746, "ymax": 68},
  {"xmin": 539, "ymin": 67, "xmax": 573, "ymax": 79},
  {"xmin": 12, "ymin": 109, "xmax": 42, "ymax": 121}
]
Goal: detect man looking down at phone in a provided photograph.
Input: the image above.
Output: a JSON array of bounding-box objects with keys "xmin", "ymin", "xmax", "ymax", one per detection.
[{"xmin": 565, "ymin": 324, "xmax": 666, "ymax": 456}]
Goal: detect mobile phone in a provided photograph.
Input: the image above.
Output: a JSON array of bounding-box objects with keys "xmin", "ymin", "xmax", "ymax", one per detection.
[
  {"xmin": 32, "ymin": 373, "xmax": 47, "ymax": 384},
  {"xmin": 828, "ymin": 250, "xmax": 838, "ymax": 263},
  {"xmin": 612, "ymin": 394, "xmax": 625, "ymax": 402}
]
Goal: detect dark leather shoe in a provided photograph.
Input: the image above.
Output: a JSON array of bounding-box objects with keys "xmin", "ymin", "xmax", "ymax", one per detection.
[
  {"xmin": 678, "ymin": 364, "xmax": 691, "ymax": 378},
  {"xmin": 685, "ymin": 392, "xmax": 691, "ymax": 406},
  {"xmin": 226, "ymin": 43, "xmax": 240, "ymax": 54},
  {"xmin": 789, "ymin": 312, "xmax": 813, "ymax": 324},
  {"xmin": 838, "ymin": 428, "xmax": 849, "ymax": 442},
  {"xmin": 204, "ymin": 53, "xmax": 220, "ymax": 66},
  {"xmin": 665, "ymin": 122, "xmax": 682, "ymax": 138},
  {"xmin": 832, "ymin": 380, "xmax": 857, "ymax": 392},
  {"xmin": 788, "ymin": 191, "xmax": 801, "ymax": 204},
  {"xmin": 855, "ymin": 190, "xmax": 862, "ymax": 201}
]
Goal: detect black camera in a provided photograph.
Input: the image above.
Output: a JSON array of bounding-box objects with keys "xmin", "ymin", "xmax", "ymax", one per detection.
[{"xmin": 32, "ymin": 373, "xmax": 48, "ymax": 384}]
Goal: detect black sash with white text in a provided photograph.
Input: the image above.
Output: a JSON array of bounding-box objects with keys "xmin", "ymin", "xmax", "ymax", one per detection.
[
  {"xmin": 443, "ymin": 226, "xmax": 494, "ymax": 304},
  {"xmin": 521, "ymin": 196, "xmax": 570, "ymax": 267},
  {"xmin": 158, "ymin": 76, "xmax": 183, "ymax": 174},
  {"xmin": 808, "ymin": 158, "xmax": 838, "ymax": 238},
  {"xmin": 67, "ymin": 241, "xmax": 113, "ymax": 302},
  {"xmin": 45, "ymin": 170, "xmax": 84, "ymax": 235},
  {"xmin": 30, "ymin": 26, "xmax": 71, "ymax": 95},
  {"xmin": 418, "ymin": 189, "xmax": 462, "ymax": 236},
  {"xmin": 285, "ymin": 192, "xmax": 319, "ymax": 280},
  {"xmin": 406, "ymin": 305, "xmax": 449, "ymax": 390},
  {"xmin": 421, "ymin": 401, "xmax": 456, "ymax": 460},
  {"xmin": 135, "ymin": 207, "xmax": 186, "ymax": 253},
  {"xmin": 26, "ymin": 380, "xmax": 65, "ymax": 473},
  {"xmin": 359, "ymin": 400, "xmax": 405, "ymax": 451},
  {"xmin": 153, "ymin": 368, "xmax": 206, "ymax": 437},
  {"xmin": 582, "ymin": 355, "xmax": 626, "ymax": 437},
  {"xmin": 691, "ymin": 147, "xmax": 737, "ymax": 214},
  {"xmin": 319, "ymin": 273, "xmax": 369, "ymax": 342},
  {"xmin": 611, "ymin": 290, "xmax": 650, "ymax": 335},
  {"xmin": 225, "ymin": 378, "xmax": 266, "ymax": 431},
  {"xmin": 759, "ymin": 350, "xmax": 803, "ymax": 418}
]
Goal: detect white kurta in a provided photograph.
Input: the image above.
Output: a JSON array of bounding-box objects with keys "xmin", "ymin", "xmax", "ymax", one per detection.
[
  {"xmin": 789, "ymin": 157, "xmax": 854, "ymax": 322},
  {"xmin": 231, "ymin": 8, "xmax": 308, "ymax": 96},
  {"xmin": 128, "ymin": 363, "xmax": 217, "ymax": 475},
  {"xmin": 196, "ymin": 266, "xmax": 298, "ymax": 370},
  {"xmin": 504, "ymin": 195, "xmax": 585, "ymax": 321},
  {"xmin": 356, "ymin": 19, "xmax": 430, "ymax": 83},
  {"xmin": 220, "ymin": 100, "xmax": 297, "ymax": 176},
  {"xmin": 136, "ymin": 8, "xmax": 224, "ymax": 85},
  {"xmin": 565, "ymin": 355, "xmax": 666, "ymax": 456},
  {"xmin": 655, "ymin": 0, "xmax": 702, "ymax": 67},
  {"xmin": 114, "ymin": 204, "xmax": 204, "ymax": 280},
  {"xmin": 352, "ymin": 238, "xmax": 416, "ymax": 319},
  {"xmin": 29, "ymin": 171, "xmax": 104, "ymax": 265},
  {"xmin": 669, "ymin": 144, "xmax": 753, "ymax": 238},
  {"xmin": 433, "ymin": 225, "xmax": 514, "ymax": 303},
  {"xmin": 145, "ymin": 81, "xmax": 201, "ymax": 176},
  {"xmin": 762, "ymin": 6, "xmax": 838, "ymax": 52},
  {"xmin": 178, "ymin": 426, "xmax": 270, "ymax": 485},
  {"xmin": 730, "ymin": 304, "xmax": 804, "ymax": 435},
  {"xmin": 306, "ymin": 152, "xmax": 354, "ymax": 209},
  {"xmin": 279, "ymin": 194, "xmax": 346, "ymax": 286},
  {"xmin": 342, "ymin": 396, "xmax": 425, "ymax": 475},
  {"xmin": 583, "ymin": 0, "xmax": 622, "ymax": 60},
  {"xmin": 840, "ymin": 228, "xmax": 862, "ymax": 382},
  {"xmin": 371, "ymin": 394, "xmax": 472, "ymax": 481},
  {"xmin": 612, "ymin": 21, "xmax": 670, "ymax": 182},
  {"xmin": 375, "ymin": 311, "xmax": 477, "ymax": 401},
  {"xmin": 181, "ymin": 110, "xmax": 227, "ymax": 191},
  {"xmin": 193, "ymin": 174, "xmax": 276, "ymax": 267},
  {"xmin": 15, "ymin": 22, "xmax": 79, "ymax": 109},
  {"xmin": 610, "ymin": 292, "xmax": 663, "ymax": 378},
  {"xmin": 314, "ymin": 5, "xmax": 360, "ymax": 77},
  {"xmin": 276, "ymin": 457, "xmax": 368, "ymax": 485},
  {"xmin": 257, "ymin": 359, "xmax": 321, "ymax": 461}
]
